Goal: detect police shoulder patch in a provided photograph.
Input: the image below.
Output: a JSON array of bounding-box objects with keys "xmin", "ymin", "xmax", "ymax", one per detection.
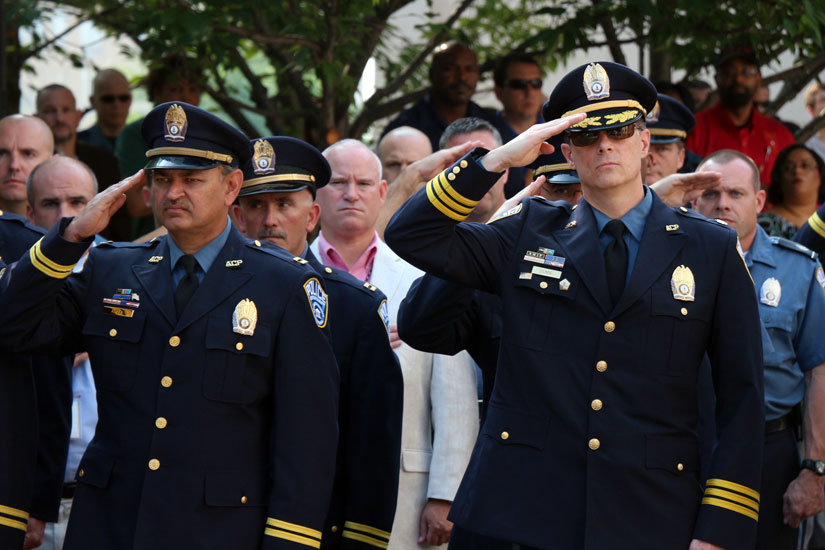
[
  {"xmin": 488, "ymin": 203, "xmax": 522, "ymax": 224},
  {"xmin": 378, "ymin": 299, "xmax": 390, "ymax": 337},
  {"xmin": 817, "ymin": 266, "xmax": 825, "ymax": 292},
  {"xmin": 303, "ymin": 277, "xmax": 328, "ymax": 328}
]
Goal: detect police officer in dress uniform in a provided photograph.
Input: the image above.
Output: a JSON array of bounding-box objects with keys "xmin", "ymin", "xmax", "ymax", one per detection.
[
  {"xmin": 233, "ymin": 136, "xmax": 404, "ymax": 549},
  {"xmin": 794, "ymin": 203, "xmax": 825, "ymax": 264},
  {"xmin": 645, "ymin": 93, "xmax": 698, "ymax": 183},
  {"xmin": 0, "ymin": 211, "xmax": 47, "ymax": 549},
  {"xmin": 385, "ymin": 61, "xmax": 764, "ymax": 550},
  {"xmin": 0, "ymin": 102, "xmax": 340, "ymax": 550}
]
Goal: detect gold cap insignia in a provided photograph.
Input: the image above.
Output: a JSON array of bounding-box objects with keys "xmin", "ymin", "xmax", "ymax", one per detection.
[
  {"xmin": 760, "ymin": 277, "xmax": 781, "ymax": 307},
  {"xmin": 252, "ymin": 139, "xmax": 276, "ymax": 175},
  {"xmin": 232, "ymin": 298, "xmax": 258, "ymax": 336},
  {"xmin": 583, "ymin": 63, "xmax": 610, "ymax": 101},
  {"xmin": 647, "ymin": 101, "xmax": 661, "ymax": 123},
  {"xmin": 671, "ymin": 265, "xmax": 695, "ymax": 302},
  {"xmin": 164, "ymin": 104, "xmax": 187, "ymax": 143}
]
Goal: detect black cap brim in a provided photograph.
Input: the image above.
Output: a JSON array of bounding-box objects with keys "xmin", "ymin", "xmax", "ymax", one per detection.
[
  {"xmin": 649, "ymin": 135, "xmax": 683, "ymax": 145},
  {"xmin": 545, "ymin": 172, "xmax": 580, "ymax": 184},
  {"xmin": 239, "ymin": 182, "xmax": 314, "ymax": 198},
  {"xmin": 144, "ymin": 155, "xmax": 221, "ymax": 171}
]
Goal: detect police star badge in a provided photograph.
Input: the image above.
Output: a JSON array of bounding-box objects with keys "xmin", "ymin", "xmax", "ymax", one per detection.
[
  {"xmin": 671, "ymin": 265, "xmax": 695, "ymax": 302},
  {"xmin": 303, "ymin": 278, "xmax": 328, "ymax": 328},
  {"xmin": 164, "ymin": 104, "xmax": 187, "ymax": 142},
  {"xmin": 760, "ymin": 277, "xmax": 781, "ymax": 307},
  {"xmin": 252, "ymin": 139, "xmax": 276, "ymax": 175},
  {"xmin": 583, "ymin": 63, "xmax": 610, "ymax": 101},
  {"xmin": 232, "ymin": 298, "xmax": 258, "ymax": 336}
]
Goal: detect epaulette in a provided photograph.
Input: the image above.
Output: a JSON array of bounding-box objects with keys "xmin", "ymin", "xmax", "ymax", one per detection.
[
  {"xmin": 319, "ymin": 265, "xmax": 387, "ymax": 299},
  {"xmin": 0, "ymin": 210, "xmax": 45, "ymax": 234},
  {"xmin": 770, "ymin": 236, "xmax": 817, "ymax": 260},
  {"xmin": 674, "ymin": 206, "xmax": 733, "ymax": 229},
  {"xmin": 97, "ymin": 238, "xmax": 159, "ymax": 248},
  {"xmin": 246, "ymin": 239, "xmax": 307, "ymax": 269}
]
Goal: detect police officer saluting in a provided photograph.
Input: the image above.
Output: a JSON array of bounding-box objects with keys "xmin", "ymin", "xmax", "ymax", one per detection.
[
  {"xmin": 233, "ymin": 136, "xmax": 404, "ymax": 549},
  {"xmin": 385, "ymin": 62, "xmax": 764, "ymax": 550},
  {"xmin": 0, "ymin": 102, "xmax": 340, "ymax": 550}
]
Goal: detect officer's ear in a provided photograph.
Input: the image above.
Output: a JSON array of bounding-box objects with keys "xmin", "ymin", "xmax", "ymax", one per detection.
[
  {"xmin": 638, "ymin": 128, "xmax": 650, "ymax": 158},
  {"xmin": 561, "ymin": 142, "xmax": 575, "ymax": 170},
  {"xmin": 755, "ymin": 188, "xmax": 766, "ymax": 212},
  {"xmin": 230, "ymin": 203, "xmax": 247, "ymax": 235},
  {"xmin": 223, "ymin": 168, "xmax": 243, "ymax": 207}
]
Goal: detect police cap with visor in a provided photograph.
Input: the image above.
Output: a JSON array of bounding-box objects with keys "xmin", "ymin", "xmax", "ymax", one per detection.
[
  {"xmin": 646, "ymin": 93, "xmax": 695, "ymax": 145},
  {"xmin": 239, "ymin": 136, "xmax": 330, "ymax": 198},
  {"xmin": 530, "ymin": 133, "xmax": 579, "ymax": 185}
]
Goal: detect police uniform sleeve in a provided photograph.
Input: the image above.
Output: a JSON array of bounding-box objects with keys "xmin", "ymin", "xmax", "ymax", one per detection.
[
  {"xmin": 338, "ymin": 291, "xmax": 403, "ymax": 549},
  {"xmin": 262, "ymin": 272, "xmax": 340, "ymax": 550},
  {"xmin": 0, "ymin": 220, "xmax": 92, "ymax": 355},
  {"xmin": 692, "ymin": 230, "xmax": 765, "ymax": 550},
  {"xmin": 397, "ymin": 273, "xmax": 480, "ymax": 356},
  {"xmin": 793, "ymin": 204, "xmax": 825, "ymax": 261},
  {"xmin": 794, "ymin": 261, "xmax": 825, "ymax": 372},
  {"xmin": 384, "ymin": 151, "xmax": 521, "ymax": 293}
]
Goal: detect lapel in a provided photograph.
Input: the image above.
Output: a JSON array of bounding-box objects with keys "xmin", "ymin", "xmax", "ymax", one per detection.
[
  {"xmin": 371, "ymin": 240, "xmax": 404, "ymax": 303},
  {"xmin": 132, "ymin": 238, "xmax": 177, "ymax": 328},
  {"xmin": 745, "ymin": 226, "xmax": 776, "ymax": 271},
  {"xmin": 175, "ymin": 226, "xmax": 253, "ymax": 332},
  {"xmin": 612, "ymin": 193, "xmax": 688, "ymax": 316},
  {"xmin": 552, "ymin": 200, "xmax": 612, "ymax": 317}
]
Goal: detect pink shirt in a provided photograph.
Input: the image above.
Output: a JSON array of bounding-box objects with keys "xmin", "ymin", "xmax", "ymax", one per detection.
[{"xmin": 316, "ymin": 231, "xmax": 380, "ymax": 282}]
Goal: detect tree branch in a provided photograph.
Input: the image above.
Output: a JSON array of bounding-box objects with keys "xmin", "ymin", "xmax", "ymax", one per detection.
[
  {"xmin": 228, "ymin": 47, "xmax": 284, "ymax": 134},
  {"xmin": 350, "ymin": 87, "xmax": 427, "ymax": 138},
  {"xmin": 592, "ymin": 0, "xmax": 626, "ymax": 66},
  {"xmin": 25, "ymin": 5, "xmax": 122, "ymax": 60},
  {"xmin": 796, "ymin": 114, "xmax": 825, "ymax": 143},
  {"xmin": 216, "ymin": 25, "xmax": 321, "ymax": 52}
]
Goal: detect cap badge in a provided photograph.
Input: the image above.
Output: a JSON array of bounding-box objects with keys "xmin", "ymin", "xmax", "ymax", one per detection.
[
  {"xmin": 671, "ymin": 265, "xmax": 695, "ymax": 302},
  {"xmin": 252, "ymin": 139, "xmax": 276, "ymax": 175},
  {"xmin": 164, "ymin": 104, "xmax": 187, "ymax": 142},
  {"xmin": 760, "ymin": 277, "xmax": 781, "ymax": 307},
  {"xmin": 232, "ymin": 298, "xmax": 258, "ymax": 336},
  {"xmin": 647, "ymin": 101, "xmax": 661, "ymax": 123},
  {"xmin": 583, "ymin": 63, "xmax": 610, "ymax": 101}
]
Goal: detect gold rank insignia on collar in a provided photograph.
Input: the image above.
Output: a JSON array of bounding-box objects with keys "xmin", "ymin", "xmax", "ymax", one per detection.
[
  {"xmin": 149, "ymin": 256, "xmax": 164, "ymax": 263},
  {"xmin": 666, "ymin": 224, "xmax": 679, "ymax": 231},
  {"xmin": 232, "ymin": 298, "xmax": 258, "ymax": 336},
  {"xmin": 565, "ymin": 220, "xmax": 577, "ymax": 229},
  {"xmin": 225, "ymin": 259, "xmax": 243, "ymax": 268},
  {"xmin": 760, "ymin": 277, "xmax": 781, "ymax": 307},
  {"xmin": 164, "ymin": 104, "xmax": 187, "ymax": 143},
  {"xmin": 252, "ymin": 139, "xmax": 276, "ymax": 175},
  {"xmin": 671, "ymin": 265, "xmax": 695, "ymax": 302},
  {"xmin": 583, "ymin": 63, "xmax": 610, "ymax": 101}
]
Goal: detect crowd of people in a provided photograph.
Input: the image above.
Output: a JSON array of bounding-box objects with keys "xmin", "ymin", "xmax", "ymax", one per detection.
[{"xmin": 0, "ymin": 39, "xmax": 824, "ymax": 550}]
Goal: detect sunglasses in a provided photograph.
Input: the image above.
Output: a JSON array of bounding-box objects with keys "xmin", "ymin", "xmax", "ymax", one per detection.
[
  {"xmin": 505, "ymin": 78, "xmax": 543, "ymax": 90},
  {"xmin": 100, "ymin": 94, "xmax": 132, "ymax": 104},
  {"xmin": 566, "ymin": 124, "xmax": 638, "ymax": 147}
]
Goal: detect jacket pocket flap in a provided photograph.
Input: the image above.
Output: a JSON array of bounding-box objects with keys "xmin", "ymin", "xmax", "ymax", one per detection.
[
  {"xmin": 205, "ymin": 315, "xmax": 271, "ymax": 357},
  {"xmin": 82, "ymin": 311, "xmax": 146, "ymax": 342},
  {"xmin": 645, "ymin": 435, "xmax": 699, "ymax": 473},
  {"xmin": 401, "ymin": 449, "xmax": 432, "ymax": 473},
  {"xmin": 482, "ymin": 403, "xmax": 549, "ymax": 450},
  {"xmin": 76, "ymin": 452, "xmax": 114, "ymax": 488},
  {"xmin": 204, "ymin": 471, "xmax": 267, "ymax": 507}
]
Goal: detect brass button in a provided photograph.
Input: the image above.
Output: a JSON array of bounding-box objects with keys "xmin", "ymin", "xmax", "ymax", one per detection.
[
  {"xmin": 588, "ymin": 438, "xmax": 600, "ymax": 450},
  {"xmin": 78, "ymin": 469, "xmax": 84, "ymax": 478},
  {"xmin": 161, "ymin": 376, "xmax": 173, "ymax": 388},
  {"xmin": 109, "ymin": 328, "xmax": 117, "ymax": 337},
  {"xmin": 235, "ymin": 342, "xmax": 244, "ymax": 351},
  {"xmin": 331, "ymin": 525, "xmax": 339, "ymax": 533},
  {"xmin": 255, "ymin": 240, "xmax": 261, "ymax": 247},
  {"xmin": 452, "ymin": 166, "xmax": 460, "ymax": 174},
  {"xmin": 459, "ymin": 160, "xmax": 468, "ymax": 169},
  {"xmin": 677, "ymin": 463, "xmax": 684, "ymax": 471},
  {"xmin": 604, "ymin": 321, "xmax": 615, "ymax": 333},
  {"xmin": 680, "ymin": 206, "xmax": 688, "ymax": 212},
  {"xmin": 324, "ymin": 267, "xmax": 332, "ymax": 274},
  {"xmin": 680, "ymin": 307, "xmax": 688, "ymax": 316},
  {"xmin": 500, "ymin": 431, "xmax": 510, "ymax": 440},
  {"xmin": 596, "ymin": 360, "xmax": 607, "ymax": 372},
  {"xmin": 155, "ymin": 417, "xmax": 168, "ymax": 429},
  {"xmin": 591, "ymin": 399, "xmax": 603, "ymax": 411},
  {"xmin": 539, "ymin": 281, "xmax": 548, "ymax": 289},
  {"xmin": 169, "ymin": 336, "xmax": 180, "ymax": 347},
  {"xmin": 447, "ymin": 173, "xmax": 456, "ymax": 181},
  {"xmin": 240, "ymin": 496, "xmax": 248, "ymax": 504},
  {"xmin": 148, "ymin": 459, "xmax": 160, "ymax": 471}
]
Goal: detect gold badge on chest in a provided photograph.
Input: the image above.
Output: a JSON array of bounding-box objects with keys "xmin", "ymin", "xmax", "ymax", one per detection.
[
  {"xmin": 671, "ymin": 265, "xmax": 695, "ymax": 302},
  {"xmin": 232, "ymin": 298, "xmax": 258, "ymax": 336}
]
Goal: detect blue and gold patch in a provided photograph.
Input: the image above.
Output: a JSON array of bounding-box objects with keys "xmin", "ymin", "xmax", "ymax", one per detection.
[
  {"xmin": 378, "ymin": 299, "xmax": 390, "ymax": 336},
  {"xmin": 303, "ymin": 277, "xmax": 328, "ymax": 328}
]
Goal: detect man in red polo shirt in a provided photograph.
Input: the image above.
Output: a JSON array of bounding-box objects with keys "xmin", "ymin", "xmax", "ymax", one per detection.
[{"xmin": 687, "ymin": 46, "xmax": 794, "ymax": 187}]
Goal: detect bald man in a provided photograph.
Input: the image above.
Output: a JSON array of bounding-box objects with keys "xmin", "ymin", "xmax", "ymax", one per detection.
[
  {"xmin": 377, "ymin": 126, "xmax": 433, "ymax": 185},
  {"xmin": 0, "ymin": 115, "xmax": 54, "ymax": 216},
  {"xmin": 78, "ymin": 69, "xmax": 132, "ymax": 152}
]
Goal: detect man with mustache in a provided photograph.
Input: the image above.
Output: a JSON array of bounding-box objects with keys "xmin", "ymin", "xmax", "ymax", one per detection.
[
  {"xmin": 381, "ymin": 41, "xmax": 506, "ymax": 153},
  {"xmin": 686, "ymin": 46, "xmax": 794, "ymax": 187},
  {"xmin": 0, "ymin": 115, "xmax": 54, "ymax": 216}
]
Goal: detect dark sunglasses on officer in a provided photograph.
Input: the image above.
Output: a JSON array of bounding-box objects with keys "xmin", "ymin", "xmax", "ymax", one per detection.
[
  {"xmin": 565, "ymin": 123, "xmax": 639, "ymax": 147},
  {"xmin": 504, "ymin": 78, "xmax": 543, "ymax": 90}
]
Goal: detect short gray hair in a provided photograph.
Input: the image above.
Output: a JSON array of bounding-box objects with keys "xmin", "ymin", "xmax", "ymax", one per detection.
[{"xmin": 439, "ymin": 117, "xmax": 502, "ymax": 150}]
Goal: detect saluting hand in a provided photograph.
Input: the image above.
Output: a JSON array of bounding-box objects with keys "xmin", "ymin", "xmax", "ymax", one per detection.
[
  {"xmin": 63, "ymin": 170, "xmax": 148, "ymax": 242},
  {"xmin": 689, "ymin": 539, "xmax": 725, "ymax": 550},
  {"xmin": 486, "ymin": 175, "xmax": 545, "ymax": 223},
  {"xmin": 651, "ymin": 171, "xmax": 722, "ymax": 208},
  {"xmin": 480, "ymin": 113, "xmax": 586, "ymax": 173}
]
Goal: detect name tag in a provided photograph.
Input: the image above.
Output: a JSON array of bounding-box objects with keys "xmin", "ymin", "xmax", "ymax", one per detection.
[{"xmin": 531, "ymin": 266, "xmax": 562, "ymax": 279}]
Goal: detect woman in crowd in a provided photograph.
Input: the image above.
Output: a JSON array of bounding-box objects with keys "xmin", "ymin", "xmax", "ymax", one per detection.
[{"xmin": 759, "ymin": 143, "xmax": 825, "ymax": 239}]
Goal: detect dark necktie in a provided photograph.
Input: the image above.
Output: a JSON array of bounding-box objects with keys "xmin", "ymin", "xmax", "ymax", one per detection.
[
  {"xmin": 174, "ymin": 255, "xmax": 199, "ymax": 317},
  {"xmin": 603, "ymin": 219, "xmax": 628, "ymax": 307}
]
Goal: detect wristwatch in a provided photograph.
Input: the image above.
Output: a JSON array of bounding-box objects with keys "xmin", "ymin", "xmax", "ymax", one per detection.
[{"xmin": 801, "ymin": 459, "xmax": 825, "ymax": 475}]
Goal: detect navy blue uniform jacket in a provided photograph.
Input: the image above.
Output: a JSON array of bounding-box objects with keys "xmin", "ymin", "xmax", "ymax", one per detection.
[
  {"xmin": 303, "ymin": 253, "xmax": 404, "ymax": 549},
  {"xmin": 384, "ymin": 152, "xmax": 765, "ymax": 550},
  {"xmin": 0, "ymin": 221, "xmax": 340, "ymax": 550}
]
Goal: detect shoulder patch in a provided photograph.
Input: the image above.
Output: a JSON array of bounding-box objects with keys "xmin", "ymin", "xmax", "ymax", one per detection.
[
  {"xmin": 816, "ymin": 266, "xmax": 825, "ymax": 292},
  {"xmin": 770, "ymin": 236, "xmax": 817, "ymax": 260},
  {"xmin": 303, "ymin": 277, "xmax": 328, "ymax": 328},
  {"xmin": 488, "ymin": 202, "xmax": 522, "ymax": 224},
  {"xmin": 378, "ymin": 299, "xmax": 390, "ymax": 337}
]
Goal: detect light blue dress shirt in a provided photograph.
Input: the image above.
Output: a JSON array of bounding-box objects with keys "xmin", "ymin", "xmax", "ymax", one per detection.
[{"xmin": 168, "ymin": 216, "xmax": 232, "ymax": 286}]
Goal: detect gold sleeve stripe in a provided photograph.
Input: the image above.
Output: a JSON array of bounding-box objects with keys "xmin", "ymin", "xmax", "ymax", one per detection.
[
  {"xmin": 704, "ymin": 488, "xmax": 759, "ymax": 512},
  {"xmin": 342, "ymin": 530, "xmax": 389, "ymax": 549},
  {"xmin": 706, "ymin": 478, "xmax": 760, "ymax": 502},
  {"xmin": 265, "ymin": 518, "xmax": 322, "ymax": 540},
  {"xmin": 426, "ymin": 180, "xmax": 468, "ymax": 221},
  {"xmin": 0, "ymin": 504, "xmax": 29, "ymax": 520},
  {"xmin": 264, "ymin": 528, "xmax": 321, "ymax": 548},
  {"xmin": 808, "ymin": 211, "xmax": 825, "ymax": 239},
  {"xmin": 344, "ymin": 521, "xmax": 391, "ymax": 540},
  {"xmin": 30, "ymin": 239, "xmax": 76, "ymax": 279},
  {"xmin": 437, "ymin": 172, "xmax": 477, "ymax": 210},
  {"xmin": 701, "ymin": 496, "xmax": 759, "ymax": 522},
  {"xmin": 432, "ymin": 174, "xmax": 476, "ymax": 214},
  {"xmin": 0, "ymin": 516, "xmax": 27, "ymax": 532}
]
